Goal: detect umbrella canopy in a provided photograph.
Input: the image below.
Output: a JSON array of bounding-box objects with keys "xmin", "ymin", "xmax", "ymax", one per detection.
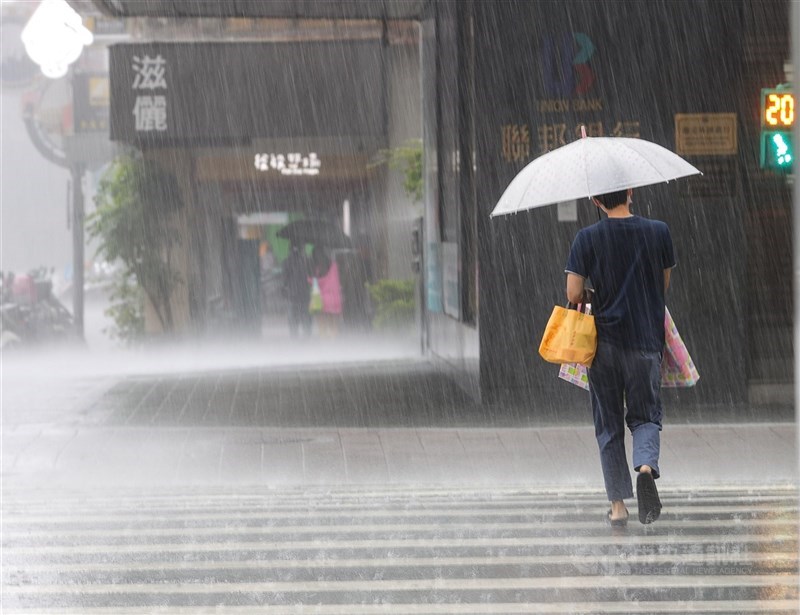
[
  {"xmin": 491, "ymin": 136, "xmax": 702, "ymax": 217},
  {"xmin": 277, "ymin": 219, "xmax": 352, "ymax": 249}
]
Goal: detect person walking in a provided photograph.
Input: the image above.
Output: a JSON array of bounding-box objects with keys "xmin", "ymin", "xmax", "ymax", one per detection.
[
  {"xmin": 311, "ymin": 246, "xmax": 343, "ymax": 338},
  {"xmin": 281, "ymin": 243, "xmax": 312, "ymax": 338},
  {"xmin": 565, "ymin": 188, "xmax": 675, "ymax": 526}
]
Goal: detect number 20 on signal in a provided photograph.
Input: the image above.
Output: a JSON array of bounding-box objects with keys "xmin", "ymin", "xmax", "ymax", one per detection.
[{"xmin": 765, "ymin": 93, "xmax": 795, "ymax": 127}]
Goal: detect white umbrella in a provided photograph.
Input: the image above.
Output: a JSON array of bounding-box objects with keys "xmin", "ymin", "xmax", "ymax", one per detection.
[{"xmin": 490, "ymin": 136, "xmax": 702, "ymax": 217}]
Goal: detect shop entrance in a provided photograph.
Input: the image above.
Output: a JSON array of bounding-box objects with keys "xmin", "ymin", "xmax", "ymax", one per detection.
[{"xmin": 200, "ymin": 171, "xmax": 420, "ymax": 346}]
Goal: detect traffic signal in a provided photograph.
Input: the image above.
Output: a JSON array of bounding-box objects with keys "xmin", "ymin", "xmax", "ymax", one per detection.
[
  {"xmin": 760, "ymin": 87, "xmax": 794, "ymax": 172},
  {"xmin": 762, "ymin": 131, "xmax": 793, "ymax": 170}
]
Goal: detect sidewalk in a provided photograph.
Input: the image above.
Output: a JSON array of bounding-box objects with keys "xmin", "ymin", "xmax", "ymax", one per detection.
[
  {"xmin": 3, "ymin": 421, "xmax": 797, "ymax": 491},
  {"xmin": 2, "ymin": 347, "xmax": 797, "ymax": 493}
]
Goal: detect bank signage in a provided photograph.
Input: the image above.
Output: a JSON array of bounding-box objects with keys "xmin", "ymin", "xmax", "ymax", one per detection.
[
  {"xmin": 499, "ymin": 30, "xmax": 642, "ymax": 163},
  {"xmin": 110, "ymin": 42, "xmax": 384, "ymax": 145},
  {"xmin": 542, "ymin": 32, "xmax": 596, "ymax": 99}
]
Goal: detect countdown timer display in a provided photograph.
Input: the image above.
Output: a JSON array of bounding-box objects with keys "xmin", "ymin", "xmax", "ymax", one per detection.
[{"xmin": 761, "ymin": 89, "xmax": 795, "ymax": 129}]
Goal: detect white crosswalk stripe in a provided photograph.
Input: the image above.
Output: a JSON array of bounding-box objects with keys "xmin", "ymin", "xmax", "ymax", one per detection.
[{"xmin": 2, "ymin": 486, "xmax": 798, "ymax": 614}]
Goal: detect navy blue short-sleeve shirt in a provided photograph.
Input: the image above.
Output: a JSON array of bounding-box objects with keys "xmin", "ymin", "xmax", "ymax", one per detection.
[{"xmin": 565, "ymin": 216, "xmax": 675, "ymax": 352}]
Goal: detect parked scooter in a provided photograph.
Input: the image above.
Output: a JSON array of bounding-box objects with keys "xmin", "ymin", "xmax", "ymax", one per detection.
[{"xmin": 0, "ymin": 268, "xmax": 74, "ymax": 347}]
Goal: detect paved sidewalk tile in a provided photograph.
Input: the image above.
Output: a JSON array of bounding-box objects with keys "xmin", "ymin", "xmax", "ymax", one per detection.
[
  {"xmin": 260, "ymin": 434, "xmax": 305, "ymax": 485},
  {"xmin": 3, "ymin": 422, "xmax": 797, "ymax": 491},
  {"xmin": 340, "ymin": 430, "xmax": 389, "ymax": 484},
  {"xmin": 173, "ymin": 431, "xmax": 224, "ymax": 486},
  {"xmin": 416, "ymin": 430, "xmax": 475, "ymax": 483},
  {"xmin": 660, "ymin": 424, "xmax": 798, "ymax": 487},
  {"xmin": 380, "ymin": 430, "xmax": 429, "ymax": 482},
  {"xmin": 219, "ymin": 430, "xmax": 263, "ymax": 485},
  {"xmin": 301, "ymin": 430, "xmax": 346, "ymax": 484},
  {"xmin": 3, "ymin": 356, "xmax": 798, "ymax": 492}
]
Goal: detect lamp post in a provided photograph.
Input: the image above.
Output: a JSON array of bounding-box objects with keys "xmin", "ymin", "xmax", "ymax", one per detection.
[
  {"xmin": 70, "ymin": 162, "xmax": 86, "ymax": 339},
  {"xmin": 21, "ymin": 0, "xmax": 94, "ymax": 340}
]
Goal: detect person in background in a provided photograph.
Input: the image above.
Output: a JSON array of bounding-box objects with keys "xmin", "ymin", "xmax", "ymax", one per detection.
[
  {"xmin": 259, "ymin": 241, "xmax": 276, "ymax": 273},
  {"xmin": 565, "ymin": 188, "xmax": 675, "ymax": 526},
  {"xmin": 259, "ymin": 241, "xmax": 278, "ymax": 315},
  {"xmin": 281, "ymin": 243, "xmax": 312, "ymax": 338},
  {"xmin": 311, "ymin": 246, "xmax": 342, "ymax": 338}
]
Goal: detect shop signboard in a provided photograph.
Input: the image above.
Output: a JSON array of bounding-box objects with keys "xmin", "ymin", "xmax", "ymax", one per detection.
[{"xmin": 109, "ymin": 41, "xmax": 385, "ymax": 145}]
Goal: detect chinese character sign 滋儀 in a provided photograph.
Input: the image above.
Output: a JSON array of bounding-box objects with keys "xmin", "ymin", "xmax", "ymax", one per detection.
[{"xmin": 132, "ymin": 54, "xmax": 167, "ymax": 132}]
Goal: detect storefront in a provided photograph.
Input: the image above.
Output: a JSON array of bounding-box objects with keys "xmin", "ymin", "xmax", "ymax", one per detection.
[{"xmin": 108, "ymin": 35, "xmax": 422, "ymax": 336}]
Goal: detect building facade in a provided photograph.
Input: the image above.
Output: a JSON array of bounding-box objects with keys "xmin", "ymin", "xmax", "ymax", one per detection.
[
  {"xmin": 421, "ymin": 1, "xmax": 791, "ymax": 410},
  {"xmin": 101, "ymin": 0, "xmax": 793, "ymax": 411}
]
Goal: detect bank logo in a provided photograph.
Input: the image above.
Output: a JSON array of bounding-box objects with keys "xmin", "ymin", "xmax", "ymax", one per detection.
[{"xmin": 543, "ymin": 33, "xmax": 596, "ymax": 98}]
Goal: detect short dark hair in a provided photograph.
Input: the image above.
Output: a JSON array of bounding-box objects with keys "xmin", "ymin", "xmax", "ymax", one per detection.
[{"xmin": 592, "ymin": 189, "xmax": 628, "ymax": 209}]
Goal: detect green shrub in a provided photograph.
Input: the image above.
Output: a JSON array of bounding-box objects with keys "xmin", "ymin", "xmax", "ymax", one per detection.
[
  {"xmin": 87, "ymin": 154, "xmax": 183, "ymax": 333},
  {"xmin": 370, "ymin": 140, "xmax": 423, "ymax": 203},
  {"xmin": 104, "ymin": 270, "xmax": 144, "ymax": 344},
  {"xmin": 367, "ymin": 279, "xmax": 415, "ymax": 330}
]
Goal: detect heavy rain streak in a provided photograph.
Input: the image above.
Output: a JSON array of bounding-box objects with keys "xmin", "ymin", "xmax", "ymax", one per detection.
[{"xmin": 1, "ymin": 0, "xmax": 798, "ymax": 612}]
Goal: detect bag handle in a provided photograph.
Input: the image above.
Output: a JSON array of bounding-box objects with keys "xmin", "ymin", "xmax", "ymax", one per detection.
[{"xmin": 567, "ymin": 302, "xmax": 589, "ymax": 314}]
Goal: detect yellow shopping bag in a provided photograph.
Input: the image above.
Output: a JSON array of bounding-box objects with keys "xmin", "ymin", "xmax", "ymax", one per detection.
[{"xmin": 538, "ymin": 303, "xmax": 597, "ymax": 367}]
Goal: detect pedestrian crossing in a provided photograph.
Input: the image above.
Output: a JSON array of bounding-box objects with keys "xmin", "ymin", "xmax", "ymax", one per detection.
[{"xmin": 2, "ymin": 486, "xmax": 798, "ymax": 613}]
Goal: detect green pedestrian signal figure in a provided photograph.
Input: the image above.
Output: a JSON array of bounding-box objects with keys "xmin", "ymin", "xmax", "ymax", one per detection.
[{"xmin": 772, "ymin": 133, "xmax": 792, "ymax": 167}]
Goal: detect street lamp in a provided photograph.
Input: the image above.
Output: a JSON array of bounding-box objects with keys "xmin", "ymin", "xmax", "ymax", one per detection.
[
  {"xmin": 20, "ymin": 0, "xmax": 95, "ymax": 339},
  {"xmin": 21, "ymin": 0, "xmax": 93, "ymax": 79}
]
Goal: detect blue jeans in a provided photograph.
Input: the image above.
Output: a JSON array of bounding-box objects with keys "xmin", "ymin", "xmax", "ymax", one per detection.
[{"xmin": 588, "ymin": 342, "xmax": 663, "ymax": 501}]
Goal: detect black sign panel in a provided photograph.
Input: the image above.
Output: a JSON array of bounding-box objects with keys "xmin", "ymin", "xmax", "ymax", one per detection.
[{"xmin": 109, "ymin": 41, "xmax": 385, "ymax": 145}]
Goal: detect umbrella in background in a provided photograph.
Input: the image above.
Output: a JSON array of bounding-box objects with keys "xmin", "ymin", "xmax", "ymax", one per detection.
[
  {"xmin": 490, "ymin": 133, "xmax": 702, "ymax": 217},
  {"xmin": 277, "ymin": 219, "xmax": 352, "ymax": 249}
]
